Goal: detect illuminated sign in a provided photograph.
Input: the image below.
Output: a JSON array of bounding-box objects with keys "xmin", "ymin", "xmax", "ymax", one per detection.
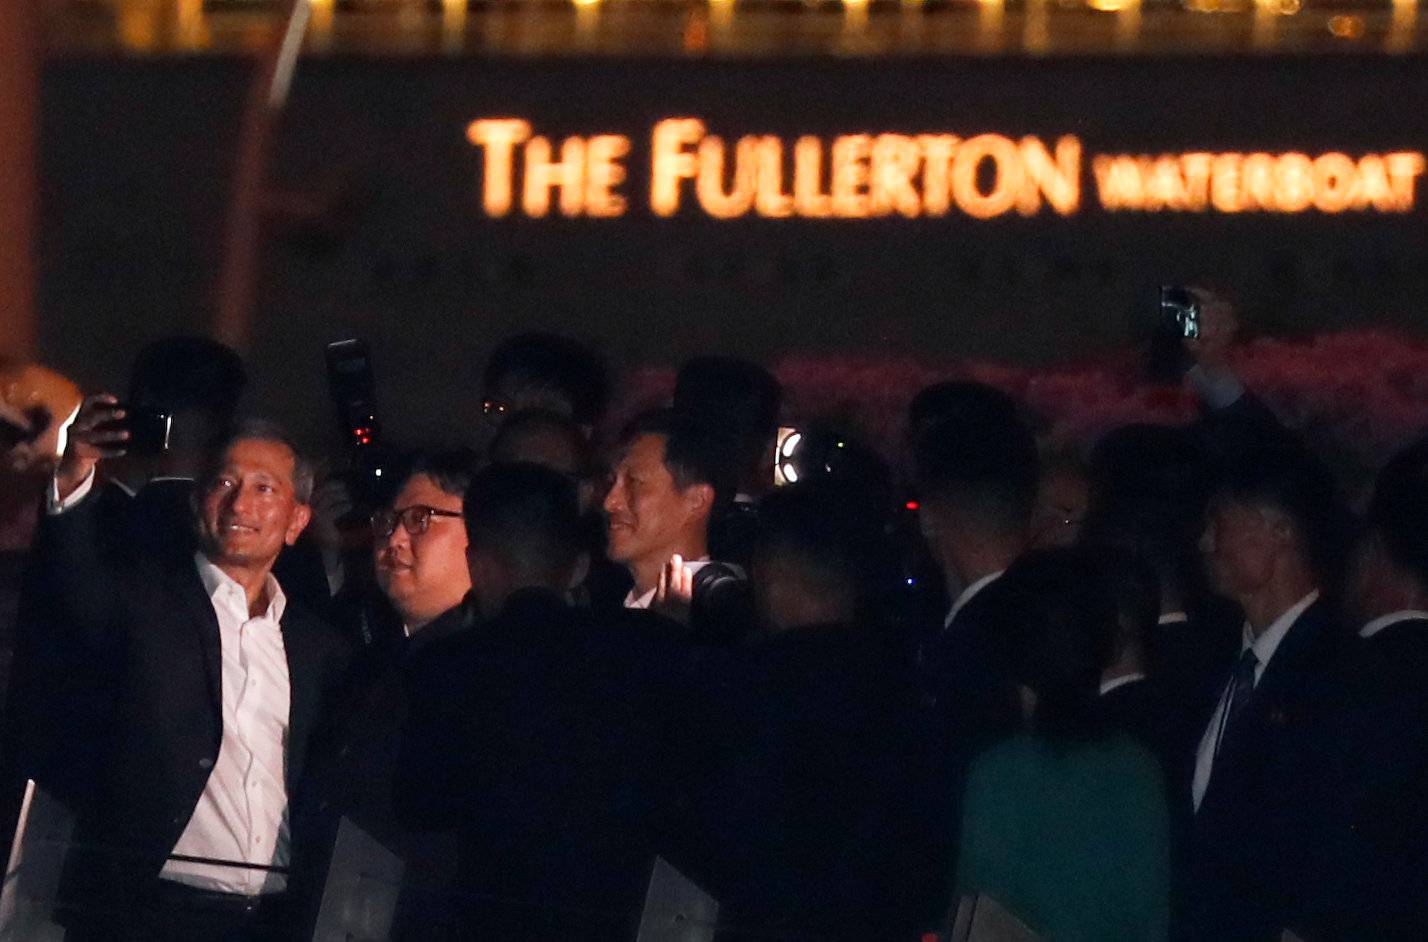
[{"xmin": 467, "ymin": 118, "xmax": 1425, "ymax": 220}]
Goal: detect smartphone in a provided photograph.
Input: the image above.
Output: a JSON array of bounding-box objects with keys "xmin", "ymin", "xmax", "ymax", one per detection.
[
  {"xmin": 98, "ymin": 404, "xmax": 171, "ymax": 455},
  {"xmin": 1160, "ymin": 286, "xmax": 1201, "ymax": 340}
]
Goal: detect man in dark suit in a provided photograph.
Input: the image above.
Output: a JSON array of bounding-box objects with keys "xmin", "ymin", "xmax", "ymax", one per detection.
[
  {"xmin": 1299, "ymin": 437, "xmax": 1428, "ymax": 940},
  {"xmin": 25, "ymin": 397, "xmax": 349, "ymax": 940},
  {"xmin": 1178, "ymin": 445, "xmax": 1353, "ymax": 942},
  {"xmin": 666, "ymin": 479, "xmax": 942, "ymax": 940},
  {"xmin": 297, "ymin": 450, "xmax": 475, "ymax": 939},
  {"xmin": 399, "ymin": 462, "xmax": 684, "ymax": 940},
  {"xmin": 912, "ymin": 386, "xmax": 1038, "ymax": 762}
]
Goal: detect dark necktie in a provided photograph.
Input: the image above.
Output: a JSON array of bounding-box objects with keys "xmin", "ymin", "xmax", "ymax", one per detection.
[{"xmin": 1214, "ymin": 648, "xmax": 1260, "ymax": 760}]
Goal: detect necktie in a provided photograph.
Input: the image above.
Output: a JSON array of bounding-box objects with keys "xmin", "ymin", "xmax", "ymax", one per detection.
[{"xmin": 1214, "ymin": 648, "xmax": 1260, "ymax": 760}]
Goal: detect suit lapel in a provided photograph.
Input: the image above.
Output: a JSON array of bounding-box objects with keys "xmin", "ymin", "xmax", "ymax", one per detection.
[
  {"xmin": 281, "ymin": 608, "xmax": 321, "ymax": 792},
  {"xmin": 173, "ymin": 557, "xmax": 224, "ymax": 718}
]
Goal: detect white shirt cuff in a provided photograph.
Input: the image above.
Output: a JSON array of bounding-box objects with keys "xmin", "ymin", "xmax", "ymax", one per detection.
[{"xmin": 47, "ymin": 466, "xmax": 97, "ymax": 515}]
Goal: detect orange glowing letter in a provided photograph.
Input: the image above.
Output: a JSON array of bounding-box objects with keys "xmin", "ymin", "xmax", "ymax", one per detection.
[
  {"xmin": 584, "ymin": 135, "xmax": 631, "ymax": 217},
  {"xmin": 696, "ymin": 136, "xmax": 758, "ymax": 219},
  {"xmin": 869, "ymin": 134, "xmax": 923, "ymax": 218},
  {"xmin": 523, "ymin": 136, "xmax": 586, "ymax": 218},
  {"xmin": 651, "ymin": 119, "xmax": 705, "ymax": 217},
  {"xmin": 468, "ymin": 118, "xmax": 532, "ymax": 217},
  {"xmin": 831, "ymin": 135, "xmax": 873, "ymax": 218},
  {"xmin": 1018, "ymin": 136, "xmax": 1080, "ymax": 216}
]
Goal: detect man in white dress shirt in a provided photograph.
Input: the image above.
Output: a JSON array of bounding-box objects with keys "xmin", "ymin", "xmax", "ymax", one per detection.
[{"xmin": 32, "ymin": 396, "xmax": 348, "ymax": 940}]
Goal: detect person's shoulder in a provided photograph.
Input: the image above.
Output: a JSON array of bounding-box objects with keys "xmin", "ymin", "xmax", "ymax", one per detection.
[{"xmin": 281, "ymin": 599, "xmax": 354, "ymax": 658}]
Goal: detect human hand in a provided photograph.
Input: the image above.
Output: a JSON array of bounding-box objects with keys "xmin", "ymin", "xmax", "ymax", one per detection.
[
  {"xmin": 55, "ymin": 394, "xmax": 127, "ymax": 500},
  {"xmin": 652, "ymin": 553, "xmax": 696, "ymax": 626}
]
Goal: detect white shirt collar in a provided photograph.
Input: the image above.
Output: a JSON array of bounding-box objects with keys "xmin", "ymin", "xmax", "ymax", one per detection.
[
  {"xmin": 945, "ymin": 570, "xmax": 1005, "ymax": 629},
  {"xmin": 1243, "ymin": 590, "xmax": 1319, "ymax": 670},
  {"xmin": 624, "ymin": 587, "xmax": 656, "ymax": 610},
  {"xmin": 1158, "ymin": 611, "xmax": 1190, "ymax": 626},
  {"xmin": 194, "ymin": 552, "xmax": 286, "ymax": 624},
  {"xmin": 1360, "ymin": 609, "xmax": 1428, "ymax": 640},
  {"xmin": 1099, "ymin": 672, "xmax": 1147, "ymax": 697},
  {"xmin": 622, "ymin": 557, "xmax": 724, "ymax": 611}
]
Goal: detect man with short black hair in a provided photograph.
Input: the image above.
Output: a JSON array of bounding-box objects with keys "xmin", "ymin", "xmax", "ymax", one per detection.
[
  {"xmin": 913, "ymin": 389, "xmax": 1040, "ymax": 756},
  {"xmin": 602, "ymin": 408, "xmax": 735, "ymax": 616},
  {"xmin": 400, "ymin": 463, "xmax": 675, "ymax": 940},
  {"xmin": 671, "ymin": 480, "xmax": 938, "ymax": 937},
  {"xmin": 1301, "ymin": 437, "xmax": 1428, "ymax": 940}
]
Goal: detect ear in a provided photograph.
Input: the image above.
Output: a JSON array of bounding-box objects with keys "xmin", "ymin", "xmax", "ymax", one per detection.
[
  {"xmin": 284, "ymin": 503, "xmax": 312, "ymax": 546},
  {"xmin": 682, "ymin": 482, "xmax": 715, "ymax": 520}
]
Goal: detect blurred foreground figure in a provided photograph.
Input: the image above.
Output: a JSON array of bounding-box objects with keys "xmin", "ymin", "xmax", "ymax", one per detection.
[
  {"xmin": 1300, "ymin": 437, "xmax": 1428, "ymax": 940},
  {"xmin": 959, "ymin": 548, "xmax": 1171, "ymax": 941},
  {"xmin": 399, "ymin": 463, "xmax": 686, "ymax": 940},
  {"xmin": 0, "ymin": 360, "xmax": 80, "ymax": 720},
  {"xmin": 668, "ymin": 480, "xmax": 942, "ymax": 940},
  {"xmin": 21, "ymin": 408, "xmax": 348, "ymax": 940}
]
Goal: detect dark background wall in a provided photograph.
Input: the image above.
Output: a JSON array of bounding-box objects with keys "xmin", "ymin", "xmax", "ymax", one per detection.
[{"xmin": 37, "ymin": 54, "xmax": 1428, "ymax": 448}]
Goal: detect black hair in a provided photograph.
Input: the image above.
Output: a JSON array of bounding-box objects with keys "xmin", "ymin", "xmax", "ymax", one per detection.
[
  {"xmin": 488, "ymin": 408, "xmax": 589, "ymax": 479},
  {"xmin": 464, "ymin": 462, "xmax": 584, "ymax": 579},
  {"xmin": 622, "ymin": 407, "xmax": 737, "ymax": 506},
  {"xmin": 208, "ymin": 418, "xmax": 314, "ymax": 503},
  {"xmin": 913, "ymin": 406, "xmax": 1040, "ymax": 535},
  {"xmin": 128, "ymin": 335, "xmax": 246, "ymax": 434},
  {"xmin": 1213, "ymin": 443, "xmax": 1354, "ymax": 593},
  {"xmin": 1366, "ymin": 435, "xmax": 1428, "ymax": 588},
  {"xmin": 395, "ymin": 448, "xmax": 478, "ymax": 500},
  {"xmin": 753, "ymin": 478, "xmax": 896, "ymax": 611},
  {"xmin": 907, "ymin": 381, "xmax": 1020, "ymax": 446},
  {"xmin": 482, "ymin": 333, "xmax": 609, "ymax": 428},
  {"xmin": 982, "ymin": 547, "xmax": 1116, "ymax": 746}
]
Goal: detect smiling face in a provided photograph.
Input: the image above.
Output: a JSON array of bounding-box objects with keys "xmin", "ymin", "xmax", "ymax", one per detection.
[
  {"xmin": 373, "ymin": 473, "xmax": 470, "ymax": 629},
  {"xmin": 197, "ymin": 437, "xmax": 310, "ymax": 573},
  {"xmin": 603, "ymin": 433, "xmax": 710, "ymax": 586}
]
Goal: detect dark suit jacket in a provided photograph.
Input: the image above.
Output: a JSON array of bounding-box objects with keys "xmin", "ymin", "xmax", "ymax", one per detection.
[
  {"xmin": 668, "ymin": 622, "xmax": 944, "ymax": 940},
  {"xmin": 1298, "ymin": 617, "xmax": 1428, "ymax": 941},
  {"xmin": 398, "ymin": 589, "xmax": 691, "ymax": 941},
  {"xmin": 23, "ymin": 490, "xmax": 350, "ymax": 911},
  {"xmin": 1178, "ymin": 599, "xmax": 1347, "ymax": 942}
]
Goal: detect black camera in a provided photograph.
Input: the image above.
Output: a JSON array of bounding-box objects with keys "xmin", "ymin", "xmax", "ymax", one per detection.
[
  {"xmin": 325, "ymin": 339, "xmax": 389, "ymax": 510},
  {"xmin": 689, "ymin": 561, "xmax": 755, "ymax": 645}
]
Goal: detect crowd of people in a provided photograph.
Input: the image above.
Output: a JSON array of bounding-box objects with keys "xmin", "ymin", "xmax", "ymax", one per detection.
[{"xmin": 0, "ymin": 286, "xmax": 1424, "ymax": 941}]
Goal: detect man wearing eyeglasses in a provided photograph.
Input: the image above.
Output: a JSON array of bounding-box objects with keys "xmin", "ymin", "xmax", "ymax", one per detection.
[
  {"xmin": 297, "ymin": 452, "xmax": 475, "ymax": 938},
  {"xmin": 372, "ymin": 455, "xmax": 473, "ymax": 637}
]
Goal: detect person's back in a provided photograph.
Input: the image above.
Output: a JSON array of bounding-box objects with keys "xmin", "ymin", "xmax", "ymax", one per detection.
[
  {"xmin": 955, "ymin": 547, "xmax": 1171, "ymax": 942},
  {"xmin": 958, "ymin": 732, "xmax": 1170, "ymax": 942}
]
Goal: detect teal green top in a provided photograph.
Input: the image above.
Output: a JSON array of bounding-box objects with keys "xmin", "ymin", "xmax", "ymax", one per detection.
[{"xmin": 956, "ymin": 733, "xmax": 1171, "ymax": 942}]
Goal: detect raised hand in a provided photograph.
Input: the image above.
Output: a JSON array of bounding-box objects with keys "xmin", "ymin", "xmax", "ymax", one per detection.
[
  {"xmin": 651, "ymin": 553, "xmax": 696, "ymax": 626},
  {"xmin": 55, "ymin": 393, "xmax": 128, "ymax": 501}
]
